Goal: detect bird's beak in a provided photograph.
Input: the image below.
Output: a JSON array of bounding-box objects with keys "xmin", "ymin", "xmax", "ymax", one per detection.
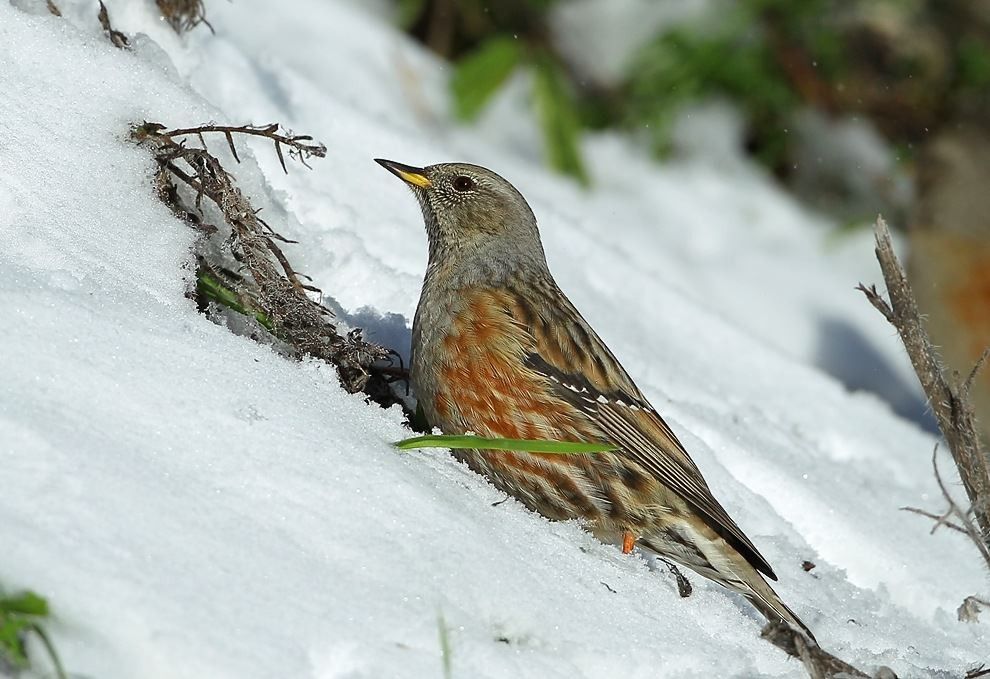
[{"xmin": 374, "ymin": 158, "xmax": 432, "ymax": 189}]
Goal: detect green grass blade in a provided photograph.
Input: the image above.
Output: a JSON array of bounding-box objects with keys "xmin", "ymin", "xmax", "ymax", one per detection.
[
  {"xmin": 0, "ymin": 591, "xmax": 48, "ymax": 617},
  {"xmin": 0, "ymin": 618, "xmax": 31, "ymax": 667},
  {"xmin": 0, "ymin": 589, "xmax": 64, "ymax": 677},
  {"xmin": 437, "ymin": 611, "xmax": 452, "ymax": 679},
  {"xmin": 30, "ymin": 623, "xmax": 67, "ymax": 679},
  {"xmin": 197, "ymin": 272, "xmax": 274, "ymax": 330},
  {"xmin": 394, "ymin": 434, "xmax": 615, "ymax": 454}
]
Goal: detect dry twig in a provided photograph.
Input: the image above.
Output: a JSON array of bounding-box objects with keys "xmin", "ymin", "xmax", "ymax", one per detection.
[
  {"xmin": 46, "ymin": 0, "xmax": 61, "ymax": 16},
  {"xmin": 857, "ymin": 216, "xmax": 990, "ymax": 570},
  {"xmin": 156, "ymin": 0, "xmax": 213, "ymax": 34},
  {"xmin": 901, "ymin": 445, "xmax": 990, "ymax": 570},
  {"xmin": 761, "ymin": 622, "xmax": 887, "ymax": 679},
  {"xmin": 160, "ymin": 124, "xmax": 326, "ymax": 174},
  {"xmin": 131, "ymin": 121, "xmax": 402, "ymax": 405},
  {"xmin": 958, "ymin": 595, "xmax": 989, "ymax": 623},
  {"xmin": 97, "ymin": 1, "xmax": 129, "ymax": 49}
]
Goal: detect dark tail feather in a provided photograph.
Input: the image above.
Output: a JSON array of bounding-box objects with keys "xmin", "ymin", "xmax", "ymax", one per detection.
[{"xmin": 742, "ymin": 571, "xmax": 816, "ymax": 643}]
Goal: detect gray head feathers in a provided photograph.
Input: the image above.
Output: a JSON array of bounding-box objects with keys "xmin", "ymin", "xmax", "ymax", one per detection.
[{"xmin": 376, "ymin": 160, "xmax": 550, "ymax": 285}]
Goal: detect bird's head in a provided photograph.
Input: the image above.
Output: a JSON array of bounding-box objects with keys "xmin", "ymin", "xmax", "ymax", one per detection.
[{"xmin": 375, "ymin": 159, "xmax": 547, "ymax": 278}]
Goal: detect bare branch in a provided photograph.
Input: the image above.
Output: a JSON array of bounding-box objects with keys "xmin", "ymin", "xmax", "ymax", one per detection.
[
  {"xmin": 46, "ymin": 0, "xmax": 61, "ymax": 16},
  {"xmin": 159, "ymin": 123, "xmax": 326, "ymax": 172},
  {"xmin": 900, "ymin": 506, "xmax": 968, "ymax": 535},
  {"xmin": 130, "ymin": 121, "xmax": 400, "ymax": 406},
  {"xmin": 963, "ymin": 348, "xmax": 990, "ymax": 398},
  {"xmin": 761, "ymin": 622, "xmax": 881, "ymax": 678},
  {"xmin": 224, "ymin": 130, "xmax": 239, "ymax": 163},
  {"xmin": 97, "ymin": 1, "xmax": 129, "ymax": 49},
  {"xmin": 156, "ymin": 0, "xmax": 214, "ymax": 35},
  {"xmin": 858, "ymin": 215, "xmax": 990, "ymax": 568},
  {"xmin": 854, "ymin": 283, "xmax": 896, "ymax": 325},
  {"xmin": 958, "ymin": 595, "xmax": 990, "ymax": 623}
]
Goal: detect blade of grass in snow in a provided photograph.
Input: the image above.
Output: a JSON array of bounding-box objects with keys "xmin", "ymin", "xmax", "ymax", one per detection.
[
  {"xmin": 0, "ymin": 589, "xmax": 66, "ymax": 679},
  {"xmin": 394, "ymin": 434, "xmax": 615, "ymax": 454},
  {"xmin": 437, "ymin": 611, "xmax": 452, "ymax": 679},
  {"xmin": 197, "ymin": 272, "xmax": 273, "ymax": 330}
]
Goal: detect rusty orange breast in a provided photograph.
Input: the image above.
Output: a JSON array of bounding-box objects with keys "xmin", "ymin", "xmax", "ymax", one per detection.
[{"xmin": 432, "ymin": 287, "xmax": 595, "ymax": 445}]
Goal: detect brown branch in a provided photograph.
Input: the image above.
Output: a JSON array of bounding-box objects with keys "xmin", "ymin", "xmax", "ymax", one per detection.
[
  {"xmin": 156, "ymin": 0, "xmax": 213, "ymax": 35},
  {"xmin": 959, "ymin": 595, "xmax": 990, "ymax": 623},
  {"xmin": 963, "ymin": 349, "xmax": 990, "ymax": 399},
  {"xmin": 160, "ymin": 124, "xmax": 326, "ymax": 173},
  {"xmin": 130, "ymin": 121, "xmax": 401, "ymax": 406},
  {"xmin": 761, "ymin": 622, "xmax": 885, "ymax": 678},
  {"xmin": 900, "ymin": 506, "xmax": 968, "ymax": 535},
  {"xmin": 97, "ymin": 1, "xmax": 129, "ymax": 49},
  {"xmin": 854, "ymin": 283, "xmax": 896, "ymax": 325},
  {"xmin": 900, "ymin": 445, "xmax": 982, "ymax": 538},
  {"xmin": 858, "ymin": 215, "xmax": 990, "ymax": 569},
  {"xmin": 46, "ymin": 0, "xmax": 61, "ymax": 16}
]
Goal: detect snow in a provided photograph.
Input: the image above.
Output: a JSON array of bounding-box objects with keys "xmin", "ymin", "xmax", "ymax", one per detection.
[{"xmin": 0, "ymin": 1, "xmax": 985, "ymax": 678}]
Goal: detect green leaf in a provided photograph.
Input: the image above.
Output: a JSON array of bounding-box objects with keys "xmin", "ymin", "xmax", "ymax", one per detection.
[
  {"xmin": 0, "ymin": 591, "xmax": 49, "ymax": 617},
  {"xmin": 531, "ymin": 53, "xmax": 589, "ymax": 185},
  {"xmin": 0, "ymin": 618, "xmax": 31, "ymax": 667},
  {"xmin": 437, "ymin": 611, "xmax": 452, "ymax": 679},
  {"xmin": 394, "ymin": 434, "xmax": 615, "ymax": 454},
  {"xmin": 451, "ymin": 36, "xmax": 522, "ymax": 121},
  {"xmin": 0, "ymin": 589, "xmax": 66, "ymax": 679},
  {"xmin": 197, "ymin": 272, "xmax": 273, "ymax": 331}
]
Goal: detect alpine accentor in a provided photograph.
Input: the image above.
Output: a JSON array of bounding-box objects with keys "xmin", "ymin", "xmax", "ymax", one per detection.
[{"xmin": 376, "ymin": 158, "xmax": 813, "ymax": 639}]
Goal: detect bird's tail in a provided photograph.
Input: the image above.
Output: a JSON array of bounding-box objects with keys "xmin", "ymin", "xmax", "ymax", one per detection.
[{"xmin": 736, "ymin": 567, "xmax": 816, "ymax": 642}]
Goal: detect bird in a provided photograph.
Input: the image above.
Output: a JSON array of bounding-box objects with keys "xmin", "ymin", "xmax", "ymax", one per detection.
[{"xmin": 375, "ymin": 158, "xmax": 814, "ymax": 640}]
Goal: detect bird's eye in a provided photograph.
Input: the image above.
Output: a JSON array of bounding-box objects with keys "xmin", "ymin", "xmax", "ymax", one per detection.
[{"xmin": 452, "ymin": 176, "xmax": 475, "ymax": 192}]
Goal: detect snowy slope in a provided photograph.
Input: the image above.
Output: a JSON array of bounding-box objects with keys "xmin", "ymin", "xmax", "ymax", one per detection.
[{"xmin": 1, "ymin": 2, "xmax": 986, "ymax": 678}]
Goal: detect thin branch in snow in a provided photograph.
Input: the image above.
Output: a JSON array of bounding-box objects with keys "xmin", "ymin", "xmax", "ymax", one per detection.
[
  {"xmin": 46, "ymin": 1, "xmax": 61, "ymax": 16},
  {"xmin": 160, "ymin": 124, "xmax": 327, "ymax": 173},
  {"xmin": 900, "ymin": 445, "xmax": 990, "ymax": 575},
  {"xmin": 761, "ymin": 622, "xmax": 883, "ymax": 678},
  {"xmin": 97, "ymin": 2, "xmax": 129, "ymax": 50},
  {"xmin": 130, "ymin": 120, "xmax": 403, "ymax": 407},
  {"xmin": 857, "ymin": 215, "xmax": 990, "ymax": 571},
  {"xmin": 958, "ymin": 595, "xmax": 989, "ymax": 623},
  {"xmin": 900, "ymin": 506, "xmax": 968, "ymax": 536}
]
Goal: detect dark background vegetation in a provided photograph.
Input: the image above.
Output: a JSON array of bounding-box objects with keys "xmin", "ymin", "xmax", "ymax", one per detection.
[{"xmin": 397, "ymin": 0, "xmax": 990, "ymax": 197}]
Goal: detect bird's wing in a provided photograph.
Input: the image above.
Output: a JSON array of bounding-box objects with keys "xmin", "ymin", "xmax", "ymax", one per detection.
[{"xmin": 513, "ymin": 281, "xmax": 777, "ymax": 580}]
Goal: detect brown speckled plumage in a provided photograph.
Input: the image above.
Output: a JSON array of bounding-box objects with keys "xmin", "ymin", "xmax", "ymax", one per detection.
[{"xmin": 376, "ymin": 158, "xmax": 813, "ymax": 639}]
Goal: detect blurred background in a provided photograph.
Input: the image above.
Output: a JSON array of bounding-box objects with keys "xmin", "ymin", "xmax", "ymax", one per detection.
[{"xmin": 388, "ymin": 0, "xmax": 990, "ymax": 442}]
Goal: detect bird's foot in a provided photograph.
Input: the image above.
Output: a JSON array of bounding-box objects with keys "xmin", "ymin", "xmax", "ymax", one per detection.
[
  {"xmin": 659, "ymin": 558, "xmax": 693, "ymax": 597},
  {"xmin": 622, "ymin": 530, "xmax": 636, "ymax": 554}
]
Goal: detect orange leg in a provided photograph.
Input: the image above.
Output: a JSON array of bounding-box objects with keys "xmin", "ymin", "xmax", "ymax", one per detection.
[{"xmin": 622, "ymin": 530, "xmax": 635, "ymax": 554}]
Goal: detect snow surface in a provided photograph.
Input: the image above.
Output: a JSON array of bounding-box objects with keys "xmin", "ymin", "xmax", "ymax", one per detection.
[{"xmin": 1, "ymin": 1, "xmax": 986, "ymax": 677}]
